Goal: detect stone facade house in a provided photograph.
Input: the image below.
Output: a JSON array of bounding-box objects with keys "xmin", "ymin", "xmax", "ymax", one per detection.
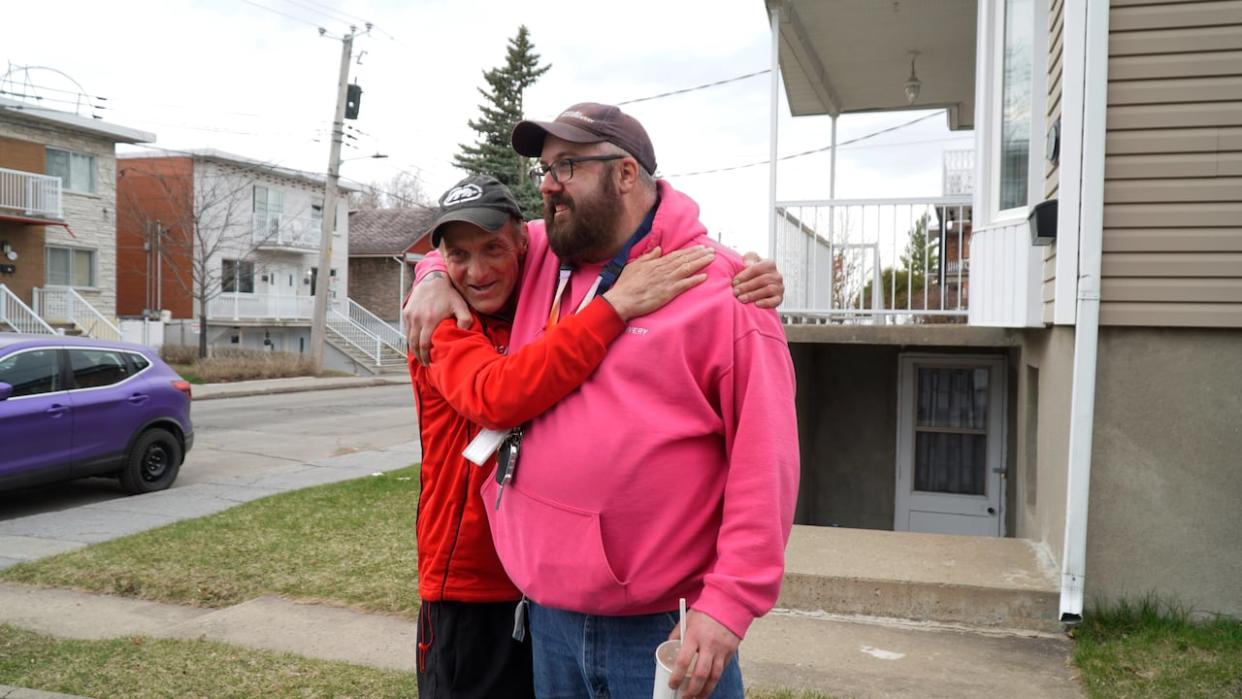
[{"xmin": 0, "ymin": 96, "xmax": 153, "ymax": 337}]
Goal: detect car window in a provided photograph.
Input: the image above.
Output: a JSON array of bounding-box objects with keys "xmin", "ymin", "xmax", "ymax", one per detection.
[
  {"xmin": 69, "ymin": 349, "xmax": 132, "ymax": 389},
  {"xmin": 0, "ymin": 349, "xmax": 62, "ymax": 398},
  {"xmin": 128, "ymin": 353, "xmax": 151, "ymax": 372}
]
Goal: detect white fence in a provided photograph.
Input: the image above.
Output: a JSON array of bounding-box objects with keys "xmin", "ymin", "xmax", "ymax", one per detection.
[
  {"xmin": 253, "ymin": 213, "xmax": 321, "ymax": 250},
  {"xmin": 774, "ymin": 197, "xmax": 972, "ymax": 324},
  {"xmin": 0, "ymin": 167, "xmax": 62, "ymax": 219},
  {"xmin": 206, "ymin": 293, "xmax": 317, "ymax": 321}
]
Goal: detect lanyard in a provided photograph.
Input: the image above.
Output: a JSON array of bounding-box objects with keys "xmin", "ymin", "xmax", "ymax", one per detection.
[{"xmin": 546, "ymin": 205, "xmax": 658, "ymax": 330}]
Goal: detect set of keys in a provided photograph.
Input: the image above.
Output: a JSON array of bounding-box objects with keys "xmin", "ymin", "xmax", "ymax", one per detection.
[{"xmin": 494, "ymin": 427, "xmax": 521, "ymax": 509}]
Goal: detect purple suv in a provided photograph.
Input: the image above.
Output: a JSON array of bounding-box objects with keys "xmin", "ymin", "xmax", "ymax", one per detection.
[{"xmin": 0, "ymin": 334, "xmax": 193, "ymax": 494}]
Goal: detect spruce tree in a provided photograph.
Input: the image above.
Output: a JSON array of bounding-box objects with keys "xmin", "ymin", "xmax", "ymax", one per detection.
[{"xmin": 453, "ymin": 26, "xmax": 550, "ymax": 219}]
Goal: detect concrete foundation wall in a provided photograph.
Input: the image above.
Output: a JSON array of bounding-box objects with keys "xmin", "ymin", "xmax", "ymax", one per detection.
[
  {"xmin": 790, "ymin": 341, "xmax": 1015, "ymax": 532},
  {"xmin": 1014, "ymin": 326, "xmax": 1075, "ymax": 568},
  {"xmin": 1085, "ymin": 327, "xmax": 1242, "ymax": 617},
  {"xmin": 792, "ymin": 343, "xmax": 900, "ymax": 530}
]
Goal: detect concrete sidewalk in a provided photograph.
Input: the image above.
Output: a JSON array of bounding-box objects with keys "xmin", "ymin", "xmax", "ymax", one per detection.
[
  {"xmin": 192, "ymin": 373, "xmax": 409, "ymax": 401},
  {"xmin": 0, "ymin": 582, "xmax": 1081, "ymax": 698}
]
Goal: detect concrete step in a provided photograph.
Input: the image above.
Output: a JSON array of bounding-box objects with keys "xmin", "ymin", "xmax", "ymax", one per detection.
[
  {"xmin": 744, "ymin": 610, "xmax": 1079, "ymax": 698},
  {"xmin": 779, "ymin": 526, "xmax": 1062, "ymax": 633}
]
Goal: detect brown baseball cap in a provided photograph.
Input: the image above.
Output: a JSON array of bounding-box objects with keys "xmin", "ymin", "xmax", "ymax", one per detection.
[{"xmin": 512, "ymin": 102, "xmax": 657, "ymax": 175}]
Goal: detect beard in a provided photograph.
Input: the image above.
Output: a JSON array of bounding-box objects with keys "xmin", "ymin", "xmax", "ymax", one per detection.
[{"xmin": 544, "ymin": 166, "xmax": 624, "ymax": 264}]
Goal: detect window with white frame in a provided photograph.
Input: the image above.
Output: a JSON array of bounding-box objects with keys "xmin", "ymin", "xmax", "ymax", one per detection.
[
  {"xmin": 253, "ymin": 185, "xmax": 284, "ymax": 236},
  {"xmin": 45, "ymin": 246, "xmax": 96, "ymax": 287},
  {"xmin": 46, "ymin": 148, "xmax": 97, "ymax": 194},
  {"xmin": 222, "ymin": 259, "xmax": 255, "ymax": 293},
  {"xmin": 998, "ymin": 0, "xmax": 1034, "ymax": 212}
]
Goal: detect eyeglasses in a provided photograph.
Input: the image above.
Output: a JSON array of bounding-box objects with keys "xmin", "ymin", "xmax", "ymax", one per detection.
[{"xmin": 528, "ymin": 155, "xmax": 625, "ymax": 188}]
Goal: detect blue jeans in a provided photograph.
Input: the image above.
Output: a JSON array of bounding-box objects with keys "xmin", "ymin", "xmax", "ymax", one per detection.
[{"xmin": 528, "ymin": 602, "xmax": 744, "ymax": 699}]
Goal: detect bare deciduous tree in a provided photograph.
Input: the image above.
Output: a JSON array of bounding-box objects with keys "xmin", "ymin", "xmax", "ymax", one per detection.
[{"xmin": 348, "ymin": 171, "xmax": 428, "ymax": 210}]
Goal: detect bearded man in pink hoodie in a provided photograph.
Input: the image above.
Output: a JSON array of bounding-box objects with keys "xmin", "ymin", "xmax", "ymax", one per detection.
[{"xmin": 406, "ymin": 103, "xmax": 799, "ymax": 699}]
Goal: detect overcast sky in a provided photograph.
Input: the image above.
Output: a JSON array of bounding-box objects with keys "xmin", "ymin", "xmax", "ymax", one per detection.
[{"xmin": 5, "ymin": 0, "xmax": 972, "ymax": 255}]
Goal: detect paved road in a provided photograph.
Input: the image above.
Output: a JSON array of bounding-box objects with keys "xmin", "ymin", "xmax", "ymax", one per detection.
[{"xmin": 0, "ymin": 385, "xmax": 419, "ymax": 521}]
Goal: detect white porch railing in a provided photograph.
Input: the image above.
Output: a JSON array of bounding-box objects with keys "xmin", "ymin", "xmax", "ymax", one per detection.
[
  {"xmin": 0, "ymin": 284, "xmax": 56, "ymax": 335},
  {"xmin": 33, "ymin": 287, "xmax": 121, "ymax": 341},
  {"xmin": 205, "ymin": 293, "xmax": 317, "ymax": 321},
  {"xmin": 327, "ymin": 309, "xmax": 384, "ymax": 366},
  {"xmin": 0, "ymin": 167, "xmax": 63, "ymax": 220},
  {"xmin": 344, "ymin": 298, "xmax": 405, "ymax": 355},
  {"xmin": 252, "ymin": 213, "xmax": 321, "ymax": 251},
  {"xmin": 774, "ymin": 196, "xmax": 972, "ymax": 324}
]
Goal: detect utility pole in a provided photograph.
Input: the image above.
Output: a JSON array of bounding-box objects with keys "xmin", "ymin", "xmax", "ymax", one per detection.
[{"xmin": 310, "ymin": 27, "xmax": 355, "ymax": 372}]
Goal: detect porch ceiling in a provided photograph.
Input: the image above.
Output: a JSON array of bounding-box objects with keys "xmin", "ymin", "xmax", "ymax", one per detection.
[{"xmin": 766, "ymin": 0, "xmax": 976, "ymax": 130}]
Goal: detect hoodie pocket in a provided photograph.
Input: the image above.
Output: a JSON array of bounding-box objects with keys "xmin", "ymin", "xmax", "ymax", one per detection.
[{"xmin": 483, "ymin": 478, "xmax": 629, "ymax": 614}]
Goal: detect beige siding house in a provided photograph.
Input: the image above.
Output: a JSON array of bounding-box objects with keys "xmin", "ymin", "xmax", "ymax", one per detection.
[{"xmin": 763, "ymin": 0, "xmax": 1241, "ymax": 626}]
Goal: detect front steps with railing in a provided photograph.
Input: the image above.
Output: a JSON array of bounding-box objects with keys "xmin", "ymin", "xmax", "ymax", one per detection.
[
  {"xmin": 33, "ymin": 287, "xmax": 121, "ymax": 341},
  {"xmin": 325, "ymin": 304, "xmax": 406, "ymax": 375},
  {"xmin": 0, "ymin": 284, "xmax": 56, "ymax": 335}
]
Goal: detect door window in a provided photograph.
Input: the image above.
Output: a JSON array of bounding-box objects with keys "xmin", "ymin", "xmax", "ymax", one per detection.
[
  {"xmin": 0, "ymin": 350, "xmax": 62, "ymax": 397},
  {"xmin": 68, "ymin": 349, "xmax": 132, "ymax": 389},
  {"xmin": 914, "ymin": 367, "xmax": 989, "ymax": 495}
]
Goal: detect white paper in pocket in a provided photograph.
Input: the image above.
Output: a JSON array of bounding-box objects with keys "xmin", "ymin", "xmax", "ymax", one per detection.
[{"xmin": 463, "ymin": 428, "xmax": 509, "ymax": 466}]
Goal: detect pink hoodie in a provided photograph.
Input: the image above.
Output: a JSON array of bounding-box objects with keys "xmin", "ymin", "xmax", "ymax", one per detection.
[{"xmin": 419, "ymin": 180, "xmax": 798, "ymax": 638}]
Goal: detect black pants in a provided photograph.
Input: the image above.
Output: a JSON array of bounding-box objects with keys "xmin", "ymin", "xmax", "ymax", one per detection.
[{"xmin": 417, "ymin": 600, "xmax": 534, "ymax": 699}]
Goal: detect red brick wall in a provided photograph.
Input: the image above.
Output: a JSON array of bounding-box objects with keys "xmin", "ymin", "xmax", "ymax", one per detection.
[
  {"xmin": 348, "ymin": 256, "xmax": 405, "ymax": 322},
  {"xmin": 115, "ymin": 157, "xmax": 194, "ymax": 318},
  {"xmin": 0, "ymin": 136, "xmax": 48, "ymax": 303}
]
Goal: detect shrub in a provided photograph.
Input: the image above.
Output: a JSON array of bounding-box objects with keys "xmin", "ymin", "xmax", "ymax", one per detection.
[
  {"xmin": 159, "ymin": 344, "xmax": 200, "ymax": 365},
  {"xmin": 193, "ymin": 348, "xmax": 317, "ymax": 383}
]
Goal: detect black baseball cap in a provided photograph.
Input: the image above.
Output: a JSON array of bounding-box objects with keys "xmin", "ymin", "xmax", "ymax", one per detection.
[
  {"xmin": 429, "ymin": 175, "xmax": 523, "ymax": 247},
  {"xmin": 512, "ymin": 102, "xmax": 657, "ymax": 175}
]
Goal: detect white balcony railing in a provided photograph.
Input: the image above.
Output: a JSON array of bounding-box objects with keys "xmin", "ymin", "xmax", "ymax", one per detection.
[
  {"xmin": 252, "ymin": 213, "xmax": 321, "ymax": 251},
  {"xmin": 774, "ymin": 196, "xmax": 972, "ymax": 324},
  {"xmin": 33, "ymin": 286, "xmax": 121, "ymax": 341},
  {"xmin": 206, "ymin": 293, "xmax": 317, "ymax": 321},
  {"xmin": 0, "ymin": 167, "xmax": 63, "ymax": 220}
]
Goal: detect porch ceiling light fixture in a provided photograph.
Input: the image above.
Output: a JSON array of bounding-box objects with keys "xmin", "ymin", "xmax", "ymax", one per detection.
[{"xmin": 904, "ymin": 51, "xmax": 922, "ymax": 105}]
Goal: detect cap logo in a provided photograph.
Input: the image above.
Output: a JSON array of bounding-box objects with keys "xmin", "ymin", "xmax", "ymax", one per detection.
[
  {"xmin": 559, "ymin": 110, "xmax": 597, "ymax": 124},
  {"xmin": 443, "ymin": 183, "xmax": 483, "ymax": 206}
]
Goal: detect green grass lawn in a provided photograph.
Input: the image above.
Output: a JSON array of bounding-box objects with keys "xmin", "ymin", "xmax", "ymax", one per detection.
[
  {"xmin": 1, "ymin": 467, "xmax": 420, "ymax": 617},
  {"xmin": 168, "ymin": 362, "xmax": 203, "ymax": 384},
  {"xmin": 1074, "ymin": 597, "xmax": 1242, "ymax": 699},
  {"xmin": 0, "ymin": 624, "xmax": 415, "ymax": 698}
]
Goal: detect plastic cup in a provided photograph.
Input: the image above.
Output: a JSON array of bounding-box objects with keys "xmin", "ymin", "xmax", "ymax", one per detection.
[{"xmin": 652, "ymin": 639, "xmax": 696, "ymax": 699}]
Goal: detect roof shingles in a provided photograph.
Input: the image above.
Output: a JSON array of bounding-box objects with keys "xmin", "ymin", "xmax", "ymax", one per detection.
[{"xmin": 348, "ymin": 207, "xmax": 436, "ymax": 256}]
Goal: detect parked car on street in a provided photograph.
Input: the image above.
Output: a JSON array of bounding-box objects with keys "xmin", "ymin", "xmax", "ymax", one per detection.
[{"xmin": 0, "ymin": 334, "xmax": 193, "ymax": 494}]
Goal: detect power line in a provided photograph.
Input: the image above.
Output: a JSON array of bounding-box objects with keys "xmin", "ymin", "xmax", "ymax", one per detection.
[
  {"xmin": 293, "ymin": 0, "xmax": 399, "ymax": 41},
  {"xmin": 663, "ymin": 112, "xmax": 941, "ymax": 178},
  {"xmin": 617, "ymin": 69, "xmax": 771, "ymax": 106},
  {"xmin": 238, "ymin": 0, "xmax": 325, "ymax": 29},
  {"xmin": 0, "ymin": 89, "xmax": 105, "ymax": 111},
  {"xmin": 277, "ymin": 0, "xmax": 357, "ymax": 30}
]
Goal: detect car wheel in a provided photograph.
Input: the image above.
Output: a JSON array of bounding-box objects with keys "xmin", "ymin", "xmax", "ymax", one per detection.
[{"xmin": 119, "ymin": 428, "xmax": 182, "ymax": 495}]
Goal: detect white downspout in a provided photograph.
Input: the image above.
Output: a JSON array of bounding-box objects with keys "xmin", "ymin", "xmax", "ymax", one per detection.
[
  {"xmin": 1059, "ymin": 0, "xmax": 1110, "ymax": 623},
  {"xmin": 767, "ymin": 2, "xmax": 782, "ymax": 260}
]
